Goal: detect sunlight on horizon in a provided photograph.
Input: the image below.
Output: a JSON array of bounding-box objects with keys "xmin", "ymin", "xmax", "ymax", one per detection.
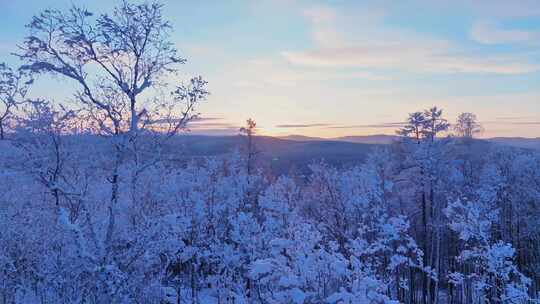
[{"xmin": 1, "ymin": 0, "xmax": 539, "ymax": 138}]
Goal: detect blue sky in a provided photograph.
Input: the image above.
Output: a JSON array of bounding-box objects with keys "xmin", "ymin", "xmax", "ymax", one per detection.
[{"xmin": 1, "ymin": 0, "xmax": 539, "ymax": 138}]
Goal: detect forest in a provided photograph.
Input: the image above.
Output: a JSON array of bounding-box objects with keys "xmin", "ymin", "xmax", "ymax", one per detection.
[{"xmin": 0, "ymin": 1, "xmax": 539, "ymax": 303}]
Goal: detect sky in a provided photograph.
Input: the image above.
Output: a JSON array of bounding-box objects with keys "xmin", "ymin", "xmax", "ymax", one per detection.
[{"xmin": 0, "ymin": 0, "xmax": 539, "ymax": 138}]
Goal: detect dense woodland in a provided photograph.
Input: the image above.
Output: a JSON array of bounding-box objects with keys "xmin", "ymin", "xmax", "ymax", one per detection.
[{"xmin": 0, "ymin": 1, "xmax": 539, "ymax": 303}]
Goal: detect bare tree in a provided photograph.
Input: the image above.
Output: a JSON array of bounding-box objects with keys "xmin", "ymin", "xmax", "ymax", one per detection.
[
  {"xmin": 14, "ymin": 100, "xmax": 77, "ymax": 207},
  {"xmin": 16, "ymin": 0, "xmax": 206, "ymax": 137},
  {"xmin": 240, "ymin": 118, "xmax": 259, "ymax": 176},
  {"xmin": 454, "ymin": 112, "xmax": 482, "ymax": 139},
  {"xmin": 0, "ymin": 63, "xmax": 32, "ymax": 140},
  {"xmin": 16, "ymin": 4, "xmax": 208, "ymax": 297}
]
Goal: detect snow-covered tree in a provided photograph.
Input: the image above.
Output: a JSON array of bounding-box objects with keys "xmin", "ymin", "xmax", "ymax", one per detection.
[
  {"xmin": 0, "ymin": 63, "xmax": 32, "ymax": 140},
  {"xmin": 454, "ymin": 112, "xmax": 483, "ymax": 139},
  {"xmin": 445, "ymin": 198, "xmax": 532, "ymax": 303},
  {"xmin": 0, "ymin": 2, "xmax": 539, "ymax": 302}
]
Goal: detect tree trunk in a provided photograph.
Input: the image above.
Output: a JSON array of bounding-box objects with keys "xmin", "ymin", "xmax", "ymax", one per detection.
[
  {"xmin": 422, "ymin": 189, "xmax": 429, "ymax": 304},
  {"xmin": 105, "ymin": 146, "xmax": 121, "ymax": 259},
  {"xmin": 0, "ymin": 120, "xmax": 4, "ymax": 140},
  {"xmin": 130, "ymin": 96, "xmax": 138, "ymax": 135}
]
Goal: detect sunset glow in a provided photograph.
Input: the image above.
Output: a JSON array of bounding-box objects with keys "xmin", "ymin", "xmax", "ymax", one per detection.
[{"xmin": 1, "ymin": 0, "xmax": 539, "ymax": 138}]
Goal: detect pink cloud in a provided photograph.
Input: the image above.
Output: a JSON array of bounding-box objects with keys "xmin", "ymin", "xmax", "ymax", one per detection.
[{"xmin": 282, "ymin": 5, "xmax": 539, "ymax": 75}]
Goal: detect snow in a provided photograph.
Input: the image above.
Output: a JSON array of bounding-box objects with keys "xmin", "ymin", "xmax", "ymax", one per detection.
[{"xmin": 0, "ymin": 3, "xmax": 538, "ymax": 301}]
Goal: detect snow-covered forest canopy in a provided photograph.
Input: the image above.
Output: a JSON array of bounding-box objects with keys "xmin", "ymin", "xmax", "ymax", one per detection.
[{"xmin": 0, "ymin": 1, "xmax": 539, "ymax": 303}]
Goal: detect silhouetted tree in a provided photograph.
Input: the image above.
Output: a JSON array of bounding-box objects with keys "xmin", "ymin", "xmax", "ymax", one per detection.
[
  {"xmin": 17, "ymin": 0, "xmax": 206, "ymax": 136},
  {"xmin": 454, "ymin": 112, "xmax": 482, "ymax": 139},
  {"xmin": 240, "ymin": 118, "xmax": 259, "ymax": 175},
  {"xmin": 423, "ymin": 106, "xmax": 450, "ymax": 142},
  {"xmin": 397, "ymin": 111, "xmax": 426, "ymax": 143}
]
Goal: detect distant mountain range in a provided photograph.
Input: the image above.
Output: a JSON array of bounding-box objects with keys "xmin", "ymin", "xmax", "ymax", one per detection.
[
  {"xmin": 168, "ymin": 134, "xmax": 539, "ymax": 175},
  {"xmin": 281, "ymin": 134, "xmax": 540, "ymax": 149},
  {"xmin": 280, "ymin": 134, "xmax": 399, "ymax": 144},
  {"xmin": 487, "ymin": 137, "xmax": 540, "ymax": 150},
  {"xmin": 168, "ymin": 135, "xmax": 376, "ymax": 175}
]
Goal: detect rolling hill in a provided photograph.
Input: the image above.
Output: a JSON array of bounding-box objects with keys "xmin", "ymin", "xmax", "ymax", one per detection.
[
  {"xmin": 167, "ymin": 135, "xmax": 376, "ymax": 175},
  {"xmin": 165, "ymin": 135, "xmax": 540, "ymax": 175}
]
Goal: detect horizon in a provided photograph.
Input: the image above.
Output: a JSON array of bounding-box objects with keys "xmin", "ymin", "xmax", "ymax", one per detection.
[
  {"xmin": 174, "ymin": 131, "xmax": 540, "ymax": 140},
  {"xmin": 1, "ymin": 0, "xmax": 540, "ymax": 138},
  {"xmin": 1, "ymin": 2, "xmax": 539, "ymax": 303}
]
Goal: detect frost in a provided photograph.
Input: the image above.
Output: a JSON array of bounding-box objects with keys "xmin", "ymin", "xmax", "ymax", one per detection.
[{"xmin": 1, "ymin": 8, "xmax": 538, "ymax": 302}]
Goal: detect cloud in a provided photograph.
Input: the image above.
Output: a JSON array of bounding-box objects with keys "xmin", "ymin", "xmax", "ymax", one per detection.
[
  {"xmin": 507, "ymin": 122, "xmax": 540, "ymax": 125},
  {"xmin": 302, "ymin": 6, "xmax": 336, "ymax": 25},
  {"xmin": 187, "ymin": 117, "xmax": 242, "ymax": 133},
  {"xmin": 276, "ymin": 123, "xmax": 334, "ymax": 128},
  {"xmin": 190, "ymin": 122, "xmax": 238, "ymax": 128},
  {"xmin": 483, "ymin": 115, "xmax": 540, "ymax": 126},
  {"xmin": 186, "ymin": 128, "xmax": 240, "ymax": 136},
  {"xmin": 483, "ymin": 120, "xmax": 540, "ymax": 125},
  {"xmin": 494, "ymin": 116, "xmax": 539, "ymax": 121},
  {"xmin": 190, "ymin": 122, "xmax": 239, "ymax": 129},
  {"xmin": 230, "ymin": 56, "xmax": 391, "ymax": 89},
  {"xmin": 470, "ymin": 21, "xmax": 540, "ymax": 45},
  {"xmin": 192, "ymin": 117, "xmax": 224, "ymax": 122},
  {"xmin": 328, "ymin": 122, "xmax": 406, "ymax": 129},
  {"xmin": 275, "ymin": 121, "xmax": 410, "ymax": 130},
  {"xmin": 283, "ymin": 48, "xmax": 538, "ymax": 74},
  {"xmin": 282, "ymin": 42, "xmax": 539, "ymax": 75},
  {"xmin": 147, "ymin": 117, "xmax": 241, "ymax": 135},
  {"xmin": 282, "ymin": 5, "xmax": 539, "ymax": 75},
  {"xmin": 151, "ymin": 117, "xmax": 224, "ymax": 125},
  {"xmin": 300, "ymin": 5, "xmax": 384, "ymax": 48}
]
